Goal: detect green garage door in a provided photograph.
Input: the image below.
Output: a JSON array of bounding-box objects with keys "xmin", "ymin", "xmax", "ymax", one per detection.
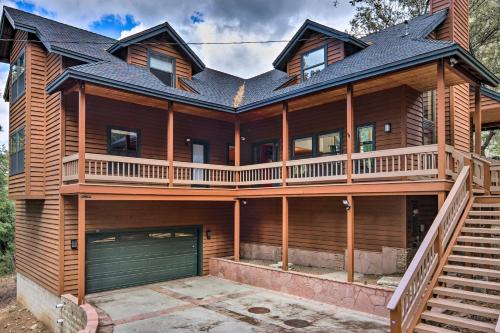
[{"xmin": 86, "ymin": 227, "xmax": 199, "ymax": 293}]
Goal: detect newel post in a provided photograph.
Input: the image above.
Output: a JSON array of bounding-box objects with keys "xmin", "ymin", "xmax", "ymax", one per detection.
[
  {"xmin": 484, "ymin": 161, "xmax": 491, "ymax": 195},
  {"xmin": 464, "ymin": 157, "xmax": 473, "ymax": 197},
  {"xmin": 390, "ymin": 302, "xmax": 403, "ymax": 333}
]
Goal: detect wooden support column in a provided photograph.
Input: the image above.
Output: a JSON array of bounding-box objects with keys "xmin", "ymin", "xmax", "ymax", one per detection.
[
  {"xmin": 282, "ymin": 102, "xmax": 289, "ymax": 186},
  {"xmin": 347, "ymin": 195, "xmax": 355, "ymax": 282},
  {"xmin": 346, "ymin": 85, "xmax": 354, "ymax": 183},
  {"xmin": 437, "ymin": 192, "xmax": 446, "ymax": 210},
  {"xmin": 167, "ymin": 101, "xmax": 174, "ymax": 186},
  {"xmin": 78, "ymin": 83, "xmax": 86, "ymax": 184},
  {"xmin": 282, "ymin": 196, "xmax": 289, "ymax": 271},
  {"xmin": 436, "ymin": 60, "xmax": 446, "ymax": 180},
  {"xmin": 234, "ymin": 117, "xmax": 241, "ymax": 186},
  {"xmin": 77, "ymin": 196, "xmax": 86, "ymax": 305},
  {"xmin": 234, "ymin": 199, "xmax": 240, "ymax": 261},
  {"xmin": 474, "ymin": 85, "xmax": 482, "ymax": 155}
]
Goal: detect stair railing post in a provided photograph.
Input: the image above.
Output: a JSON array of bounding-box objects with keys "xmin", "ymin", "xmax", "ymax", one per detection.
[
  {"xmin": 390, "ymin": 302, "xmax": 403, "ymax": 333},
  {"xmin": 464, "ymin": 157, "xmax": 473, "ymax": 197},
  {"xmin": 484, "ymin": 161, "xmax": 491, "ymax": 195}
]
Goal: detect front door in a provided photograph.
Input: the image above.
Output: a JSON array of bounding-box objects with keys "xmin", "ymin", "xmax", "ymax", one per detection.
[
  {"xmin": 192, "ymin": 141, "xmax": 208, "ymax": 184},
  {"xmin": 253, "ymin": 141, "xmax": 278, "ymax": 164}
]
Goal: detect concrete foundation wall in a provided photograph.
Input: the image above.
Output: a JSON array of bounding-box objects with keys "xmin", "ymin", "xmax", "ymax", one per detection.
[
  {"xmin": 17, "ymin": 272, "xmax": 60, "ymax": 332},
  {"xmin": 348, "ymin": 247, "xmax": 411, "ymax": 275}
]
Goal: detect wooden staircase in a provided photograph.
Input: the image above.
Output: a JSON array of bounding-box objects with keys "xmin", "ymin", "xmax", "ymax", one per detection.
[{"xmin": 415, "ymin": 196, "xmax": 500, "ymax": 333}]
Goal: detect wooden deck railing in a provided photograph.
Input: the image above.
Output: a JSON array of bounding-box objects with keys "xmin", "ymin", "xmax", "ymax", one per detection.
[
  {"xmin": 491, "ymin": 163, "xmax": 500, "ymax": 194},
  {"xmin": 445, "ymin": 145, "xmax": 465, "ymax": 180},
  {"xmin": 62, "ymin": 154, "xmax": 79, "ymax": 182},
  {"xmin": 387, "ymin": 166, "xmax": 470, "ymax": 333},
  {"xmin": 471, "ymin": 154, "xmax": 488, "ymax": 188},
  {"xmin": 351, "ymin": 145, "xmax": 438, "ymax": 179},
  {"xmin": 172, "ymin": 161, "xmax": 236, "ymax": 186},
  {"xmin": 238, "ymin": 162, "xmax": 283, "ymax": 186},
  {"xmin": 286, "ymin": 154, "xmax": 346, "ymax": 183}
]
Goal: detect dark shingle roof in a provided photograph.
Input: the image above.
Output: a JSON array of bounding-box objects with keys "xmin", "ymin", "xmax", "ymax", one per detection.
[{"xmin": 2, "ymin": 6, "xmax": 117, "ymax": 62}]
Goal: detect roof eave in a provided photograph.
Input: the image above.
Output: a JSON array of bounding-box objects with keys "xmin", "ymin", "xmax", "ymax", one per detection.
[{"xmin": 481, "ymin": 86, "xmax": 500, "ymax": 102}]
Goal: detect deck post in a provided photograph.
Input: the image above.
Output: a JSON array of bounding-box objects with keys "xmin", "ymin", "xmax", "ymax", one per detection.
[
  {"xmin": 167, "ymin": 101, "xmax": 174, "ymax": 186},
  {"xmin": 77, "ymin": 196, "xmax": 86, "ymax": 305},
  {"xmin": 78, "ymin": 83, "xmax": 86, "ymax": 184},
  {"xmin": 346, "ymin": 85, "xmax": 354, "ymax": 183},
  {"xmin": 235, "ymin": 117, "xmax": 240, "ymax": 187},
  {"xmin": 282, "ymin": 102, "xmax": 289, "ymax": 186},
  {"xmin": 346, "ymin": 195, "xmax": 355, "ymax": 282},
  {"xmin": 282, "ymin": 196, "xmax": 289, "ymax": 271},
  {"xmin": 234, "ymin": 199, "xmax": 240, "ymax": 261},
  {"xmin": 474, "ymin": 85, "xmax": 482, "ymax": 155},
  {"xmin": 436, "ymin": 60, "xmax": 446, "ymax": 180}
]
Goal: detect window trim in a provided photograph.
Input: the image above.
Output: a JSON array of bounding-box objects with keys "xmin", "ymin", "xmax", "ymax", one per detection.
[
  {"xmin": 10, "ymin": 49, "xmax": 26, "ymax": 104},
  {"xmin": 355, "ymin": 123, "xmax": 376, "ymax": 153},
  {"xmin": 300, "ymin": 45, "xmax": 327, "ymax": 82},
  {"xmin": 291, "ymin": 134, "xmax": 315, "ymax": 160},
  {"xmin": 317, "ymin": 128, "xmax": 343, "ymax": 156},
  {"xmin": 107, "ymin": 125, "xmax": 141, "ymax": 157},
  {"xmin": 9, "ymin": 126, "xmax": 25, "ymax": 176},
  {"xmin": 252, "ymin": 139, "xmax": 280, "ymax": 164},
  {"xmin": 147, "ymin": 49, "xmax": 176, "ymax": 88}
]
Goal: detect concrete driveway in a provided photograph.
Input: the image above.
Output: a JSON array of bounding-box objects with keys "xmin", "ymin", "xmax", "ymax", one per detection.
[{"xmin": 87, "ymin": 276, "xmax": 389, "ymax": 333}]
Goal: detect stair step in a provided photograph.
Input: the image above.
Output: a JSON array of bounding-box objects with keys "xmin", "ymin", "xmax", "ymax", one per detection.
[
  {"xmin": 473, "ymin": 203, "xmax": 500, "ymax": 208},
  {"xmin": 466, "ymin": 219, "xmax": 500, "ymax": 225},
  {"xmin": 457, "ymin": 236, "xmax": 500, "ymax": 245},
  {"xmin": 438, "ymin": 275, "xmax": 500, "ymax": 291},
  {"xmin": 453, "ymin": 245, "xmax": 500, "ymax": 255},
  {"xmin": 428, "ymin": 297, "xmax": 500, "ymax": 319},
  {"xmin": 414, "ymin": 323, "xmax": 459, "ymax": 333},
  {"xmin": 469, "ymin": 211, "xmax": 500, "ymax": 216},
  {"xmin": 462, "ymin": 227, "xmax": 500, "ymax": 235},
  {"xmin": 448, "ymin": 255, "xmax": 500, "ymax": 266},
  {"xmin": 421, "ymin": 310, "xmax": 496, "ymax": 332},
  {"xmin": 443, "ymin": 265, "xmax": 500, "ymax": 279},
  {"xmin": 433, "ymin": 286, "xmax": 500, "ymax": 304}
]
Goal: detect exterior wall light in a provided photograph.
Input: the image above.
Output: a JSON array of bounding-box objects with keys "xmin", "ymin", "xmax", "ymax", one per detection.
[
  {"xmin": 242, "ymin": 200, "xmax": 247, "ymax": 205},
  {"xmin": 206, "ymin": 229, "xmax": 212, "ymax": 240},
  {"xmin": 70, "ymin": 239, "xmax": 78, "ymax": 250},
  {"xmin": 185, "ymin": 138, "xmax": 191, "ymax": 145},
  {"xmin": 342, "ymin": 199, "xmax": 351, "ymax": 211},
  {"xmin": 241, "ymin": 137, "xmax": 246, "ymax": 141},
  {"xmin": 384, "ymin": 123, "xmax": 392, "ymax": 133}
]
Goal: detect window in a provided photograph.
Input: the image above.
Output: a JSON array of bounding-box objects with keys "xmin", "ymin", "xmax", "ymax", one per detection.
[
  {"xmin": 108, "ymin": 127, "xmax": 140, "ymax": 157},
  {"xmin": 301, "ymin": 47, "xmax": 326, "ymax": 81},
  {"xmin": 149, "ymin": 52, "xmax": 175, "ymax": 87},
  {"xmin": 356, "ymin": 124, "xmax": 375, "ymax": 153},
  {"xmin": 292, "ymin": 136, "xmax": 314, "ymax": 159},
  {"xmin": 9, "ymin": 127, "xmax": 25, "ymax": 175},
  {"xmin": 227, "ymin": 144, "xmax": 235, "ymax": 165},
  {"xmin": 422, "ymin": 90, "xmax": 436, "ymax": 144},
  {"xmin": 10, "ymin": 51, "xmax": 26, "ymax": 102},
  {"xmin": 318, "ymin": 131, "xmax": 342, "ymax": 155}
]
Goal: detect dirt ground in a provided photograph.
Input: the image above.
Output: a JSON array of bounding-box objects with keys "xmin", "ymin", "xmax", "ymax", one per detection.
[{"xmin": 0, "ymin": 274, "xmax": 49, "ymax": 333}]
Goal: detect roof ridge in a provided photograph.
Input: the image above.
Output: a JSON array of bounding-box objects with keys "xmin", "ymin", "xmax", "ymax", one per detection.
[{"xmin": 3, "ymin": 6, "xmax": 116, "ymax": 42}]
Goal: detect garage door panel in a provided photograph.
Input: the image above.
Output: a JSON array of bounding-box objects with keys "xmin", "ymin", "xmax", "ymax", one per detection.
[{"xmin": 86, "ymin": 228, "xmax": 199, "ymax": 293}]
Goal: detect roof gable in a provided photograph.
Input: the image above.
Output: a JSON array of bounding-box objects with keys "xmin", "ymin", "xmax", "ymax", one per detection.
[
  {"xmin": 108, "ymin": 22, "xmax": 205, "ymax": 74},
  {"xmin": 273, "ymin": 19, "xmax": 368, "ymax": 71}
]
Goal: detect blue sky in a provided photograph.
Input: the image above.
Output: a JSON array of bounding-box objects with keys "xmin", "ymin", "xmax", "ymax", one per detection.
[{"xmin": 0, "ymin": 0, "xmax": 356, "ymax": 145}]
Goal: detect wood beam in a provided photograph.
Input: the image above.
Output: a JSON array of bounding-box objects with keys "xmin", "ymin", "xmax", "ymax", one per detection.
[
  {"xmin": 78, "ymin": 83, "xmax": 86, "ymax": 184},
  {"xmin": 282, "ymin": 196, "xmax": 289, "ymax": 271},
  {"xmin": 436, "ymin": 61, "xmax": 446, "ymax": 180},
  {"xmin": 282, "ymin": 102, "xmax": 289, "ymax": 186},
  {"xmin": 347, "ymin": 195, "xmax": 355, "ymax": 283},
  {"xmin": 346, "ymin": 84, "xmax": 354, "ymax": 183},
  {"xmin": 77, "ymin": 196, "xmax": 86, "ymax": 304},
  {"xmin": 234, "ymin": 199, "xmax": 240, "ymax": 261},
  {"xmin": 474, "ymin": 85, "xmax": 482, "ymax": 155},
  {"xmin": 167, "ymin": 101, "xmax": 174, "ymax": 186}
]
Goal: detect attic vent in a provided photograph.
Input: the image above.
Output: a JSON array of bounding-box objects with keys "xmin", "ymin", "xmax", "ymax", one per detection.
[{"xmin": 233, "ymin": 83, "xmax": 245, "ymax": 107}]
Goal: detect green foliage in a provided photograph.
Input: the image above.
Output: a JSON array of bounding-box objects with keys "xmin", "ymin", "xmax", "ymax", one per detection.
[
  {"xmin": 482, "ymin": 130, "xmax": 500, "ymax": 159},
  {"xmin": 0, "ymin": 145, "xmax": 15, "ymax": 275}
]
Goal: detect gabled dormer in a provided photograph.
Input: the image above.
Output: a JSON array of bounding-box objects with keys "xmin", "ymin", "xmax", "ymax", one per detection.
[
  {"xmin": 108, "ymin": 22, "xmax": 205, "ymax": 89},
  {"xmin": 272, "ymin": 20, "xmax": 368, "ymax": 84}
]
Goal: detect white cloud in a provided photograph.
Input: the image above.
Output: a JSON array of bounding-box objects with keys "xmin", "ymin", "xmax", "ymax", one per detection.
[{"xmin": 119, "ymin": 22, "xmax": 146, "ymax": 39}]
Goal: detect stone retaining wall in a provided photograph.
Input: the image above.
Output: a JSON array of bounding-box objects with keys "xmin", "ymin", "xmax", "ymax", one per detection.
[
  {"xmin": 58, "ymin": 294, "xmax": 98, "ymax": 333},
  {"xmin": 209, "ymin": 258, "xmax": 393, "ymax": 317}
]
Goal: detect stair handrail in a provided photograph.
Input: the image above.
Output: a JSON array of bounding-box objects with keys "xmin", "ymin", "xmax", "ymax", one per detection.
[{"xmin": 387, "ymin": 166, "xmax": 470, "ymax": 333}]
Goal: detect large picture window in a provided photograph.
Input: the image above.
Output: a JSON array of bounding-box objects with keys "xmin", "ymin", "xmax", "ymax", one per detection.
[
  {"xmin": 318, "ymin": 131, "xmax": 342, "ymax": 155},
  {"xmin": 108, "ymin": 127, "xmax": 140, "ymax": 157},
  {"xmin": 301, "ymin": 47, "xmax": 326, "ymax": 81},
  {"xmin": 9, "ymin": 127, "xmax": 25, "ymax": 175},
  {"xmin": 149, "ymin": 51, "xmax": 175, "ymax": 87},
  {"xmin": 10, "ymin": 51, "xmax": 26, "ymax": 102},
  {"xmin": 292, "ymin": 136, "xmax": 314, "ymax": 159}
]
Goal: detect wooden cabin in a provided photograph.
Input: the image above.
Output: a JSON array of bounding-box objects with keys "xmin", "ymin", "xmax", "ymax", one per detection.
[{"xmin": 1, "ymin": 0, "xmax": 499, "ymax": 331}]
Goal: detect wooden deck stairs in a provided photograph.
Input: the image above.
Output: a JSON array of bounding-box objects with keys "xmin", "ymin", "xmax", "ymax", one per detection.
[{"xmin": 415, "ymin": 196, "xmax": 500, "ymax": 333}]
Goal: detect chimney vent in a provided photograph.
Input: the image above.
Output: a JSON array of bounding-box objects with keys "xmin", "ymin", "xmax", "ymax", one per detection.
[{"xmin": 404, "ymin": 20, "xmax": 409, "ymax": 36}]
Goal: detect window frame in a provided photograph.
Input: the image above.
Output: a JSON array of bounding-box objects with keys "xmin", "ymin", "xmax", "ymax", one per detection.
[
  {"xmin": 355, "ymin": 123, "xmax": 376, "ymax": 153},
  {"xmin": 148, "ymin": 49, "xmax": 176, "ymax": 88},
  {"xmin": 107, "ymin": 125, "xmax": 141, "ymax": 157},
  {"xmin": 226, "ymin": 143, "xmax": 235, "ymax": 165},
  {"xmin": 252, "ymin": 139, "xmax": 280, "ymax": 164},
  {"xmin": 10, "ymin": 49, "xmax": 26, "ymax": 103},
  {"xmin": 290, "ymin": 128, "xmax": 344, "ymax": 160},
  {"xmin": 317, "ymin": 129, "xmax": 343, "ymax": 156},
  {"xmin": 9, "ymin": 126, "xmax": 25, "ymax": 176},
  {"xmin": 300, "ymin": 45, "xmax": 327, "ymax": 82},
  {"xmin": 291, "ymin": 134, "xmax": 315, "ymax": 160}
]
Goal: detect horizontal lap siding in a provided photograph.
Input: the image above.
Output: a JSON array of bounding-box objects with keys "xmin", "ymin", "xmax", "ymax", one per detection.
[
  {"xmin": 452, "ymin": 84, "xmax": 470, "ymax": 152},
  {"xmin": 405, "ymin": 86, "xmax": 424, "ymax": 146},
  {"xmin": 241, "ymin": 197, "xmax": 406, "ymax": 253},
  {"xmin": 63, "ymin": 196, "xmax": 78, "ymax": 295}
]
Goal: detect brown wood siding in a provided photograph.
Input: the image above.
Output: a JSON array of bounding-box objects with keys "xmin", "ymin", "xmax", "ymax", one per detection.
[
  {"xmin": 127, "ymin": 32, "xmax": 192, "ymax": 87},
  {"xmin": 241, "ymin": 196, "xmax": 406, "ymax": 253},
  {"xmin": 287, "ymin": 33, "xmax": 344, "ymax": 82},
  {"xmin": 452, "ymin": 84, "xmax": 470, "ymax": 152},
  {"xmin": 63, "ymin": 200, "xmax": 233, "ymax": 295},
  {"xmin": 431, "ymin": 0, "xmax": 469, "ymax": 49},
  {"xmin": 404, "ymin": 86, "xmax": 424, "ymax": 146},
  {"xmin": 63, "ymin": 196, "xmax": 78, "ymax": 294}
]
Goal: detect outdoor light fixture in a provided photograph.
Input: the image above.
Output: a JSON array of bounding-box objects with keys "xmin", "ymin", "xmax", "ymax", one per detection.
[
  {"xmin": 185, "ymin": 138, "xmax": 191, "ymax": 145},
  {"xmin": 449, "ymin": 57, "xmax": 458, "ymax": 67},
  {"xmin": 384, "ymin": 123, "xmax": 392, "ymax": 133},
  {"xmin": 70, "ymin": 239, "xmax": 78, "ymax": 250},
  {"xmin": 242, "ymin": 200, "xmax": 247, "ymax": 205},
  {"xmin": 241, "ymin": 136, "xmax": 246, "ymax": 141},
  {"xmin": 342, "ymin": 199, "xmax": 351, "ymax": 211},
  {"xmin": 206, "ymin": 229, "xmax": 212, "ymax": 240}
]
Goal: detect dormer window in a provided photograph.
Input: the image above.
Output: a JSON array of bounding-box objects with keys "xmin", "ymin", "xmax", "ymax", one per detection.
[
  {"xmin": 149, "ymin": 51, "xmax": 175, "ymax": 87},
  {"xmin": 301, "ymin": 47, "xmax": 326, "ymax": 81}
]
